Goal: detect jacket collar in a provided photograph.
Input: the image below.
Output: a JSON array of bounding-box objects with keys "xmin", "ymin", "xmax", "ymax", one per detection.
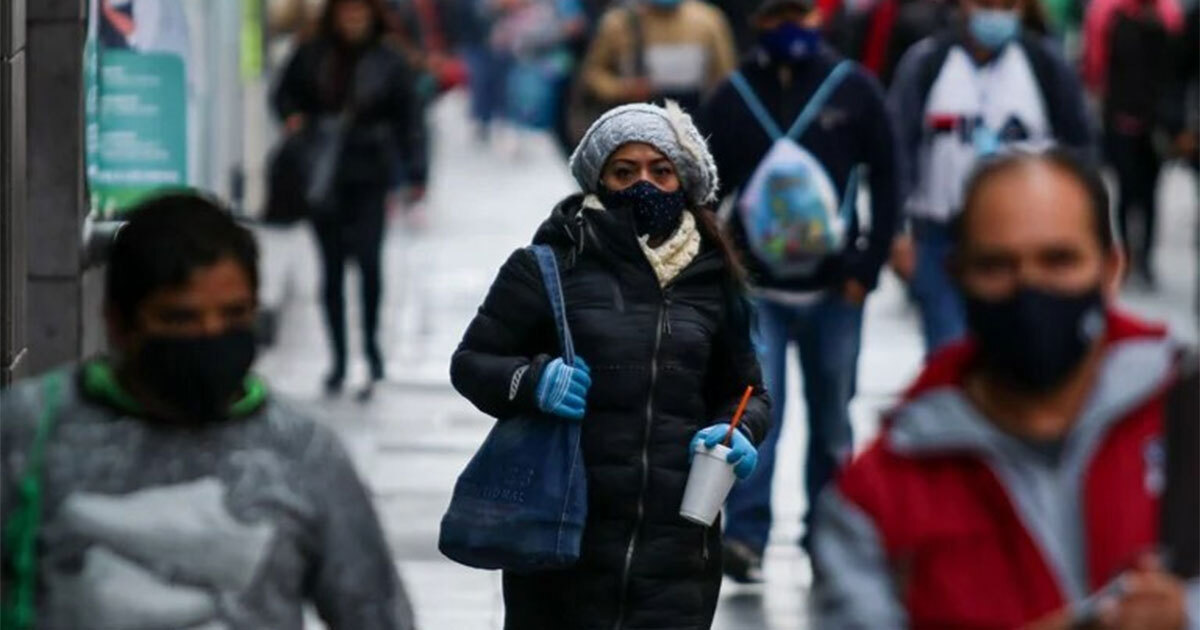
[
  {"xmin": 80, "ymin": 358, "xmax": 269, "ymax": 420},
  {"xmin": 533, "ymin": 194, "xmax": 723, "ymax": 287}
]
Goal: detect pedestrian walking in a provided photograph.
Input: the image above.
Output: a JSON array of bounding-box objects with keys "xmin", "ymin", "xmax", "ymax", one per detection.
[
  {"xmin": 449, "ymin": 101, "xmax": 770, "ymax": 629},
  {"xmin": 574, "ymin": 0, "xmax": 738, "ymax": 129},
  {"xmin": 812, "ymin": 150, "xmax": 1199, "ymax": 629},
  {"xmin": 491, "ymin": 0, "xmax": 586, "ymax": 150},
  {"xmin": 695, "ymin": 0, "xmax": 900, "ymax": 581},
  {"xmin": 889, "ymin": 0, "xmax": 1093, "ymax": 352},
  {"xmin": 272, "ymin": 0, "xmax": 428, "ymax": 398},
  {"xmin": 1085, "ymin": 0, "xmax": 1184, "ymax": 288},
  {"xmin": 0, "ymin": 194, "xmax": 414, "ymax": 630},
  {"xmin": 859, "ymin": 0, "xmax": 955, "ymax": 86}
]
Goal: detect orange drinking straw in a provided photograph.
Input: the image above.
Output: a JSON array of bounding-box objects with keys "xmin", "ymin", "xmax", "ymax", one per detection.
[{"xmin": 723, "ymin": 386, "xmax": 755, "ymax": 446}]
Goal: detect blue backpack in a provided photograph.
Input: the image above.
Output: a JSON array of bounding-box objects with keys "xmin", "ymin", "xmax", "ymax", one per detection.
[
  {"xmin": 439, "ymin": 245, "xmax": 588, "ymax": 572},
  {"xmin": 731, "ymin": 61, "xmax": 861, "ymax": 279}
]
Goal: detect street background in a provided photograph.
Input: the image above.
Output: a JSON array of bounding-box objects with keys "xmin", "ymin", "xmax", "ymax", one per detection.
[{"xmin": 252, "ymin": 92, "xmax": 1200, "ymax": 630}]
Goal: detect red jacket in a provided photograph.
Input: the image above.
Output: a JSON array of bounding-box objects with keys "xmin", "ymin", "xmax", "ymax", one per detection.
[{"xmin": 812, "ymin": 310, "xmax": 1188, "ymax": 629}]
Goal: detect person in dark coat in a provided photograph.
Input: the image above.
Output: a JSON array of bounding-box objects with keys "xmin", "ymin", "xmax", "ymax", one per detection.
[
  {"xmin": 450, "ymin": 101, "xmax": 771, "ymax": 630},
  {"xmin": 273, "ymin": 0, "xmax": 428, "ymax": 398},
  {"xmin": 695, "ymin": 0, "xmax": 900, "ymax": 582}
]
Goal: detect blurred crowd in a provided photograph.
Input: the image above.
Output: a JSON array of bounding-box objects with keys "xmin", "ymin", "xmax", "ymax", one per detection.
[{"xmin": 1, "ymin": 0, "xmax": 1197, "ymax": 629}]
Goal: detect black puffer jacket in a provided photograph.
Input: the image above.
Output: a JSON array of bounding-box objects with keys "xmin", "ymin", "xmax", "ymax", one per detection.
[{"xmin": 451, "ymin": 195, "xmax": 770, "ymax": 630}]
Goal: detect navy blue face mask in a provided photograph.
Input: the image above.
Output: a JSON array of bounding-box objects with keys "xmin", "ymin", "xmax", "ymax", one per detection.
[
  {"xmin": 965, "ymin": 285, "xmax": 1106, "ymax": 393},
  {"xmin": 758, "ymin": 22, "xmax": 822, "ymax": 63},
  {"xmin": 597, "ymin": 180, "xmax": 689, "ymax": 241}
]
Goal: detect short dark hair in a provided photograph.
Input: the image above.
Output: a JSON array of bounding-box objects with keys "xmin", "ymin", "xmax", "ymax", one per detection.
[
  {"xmin": 953, "ymin": 148, "xmax": 1114, "ymax": 252},
  {"xmin": 106, "ymin": 192, "xmax": 258, "ymax": 325}
]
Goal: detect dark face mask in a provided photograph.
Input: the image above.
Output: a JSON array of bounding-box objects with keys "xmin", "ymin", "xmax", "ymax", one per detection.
[
  {"xmin": 965, "ymin": 286, "xmax": 1107, "ymax": 393},
  {"xmin": 597, "ymin": 180, "xmax": 689, "ymax": 241},
  {"xmin": 134, "ymin": 328, "xmax": 257, "ymax": 422},
  {"xmin": 758, "ymin": 23, "xmax": 822, "ymax": 63}
]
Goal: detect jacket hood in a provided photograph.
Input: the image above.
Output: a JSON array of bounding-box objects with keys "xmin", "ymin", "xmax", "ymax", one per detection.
[
  {"xmin": 887, "ymin": 309, "xmax": 1176, "ymax": 456},
  {"xmin": 531, "ymin": 194, "xmax": 587, "ymax": 251}
]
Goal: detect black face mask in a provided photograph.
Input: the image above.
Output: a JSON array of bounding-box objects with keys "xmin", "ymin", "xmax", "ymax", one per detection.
[
  {"xmin": 134, "ymin": 328, "xmax": 257, "ymax": 422},
  {"xmin": 597, "ymin": 180, "xmax": 689, "ymax": 242},
  {"xmin": 965, "ymin": 286, "xmax": 1107, "ymax": 394}
]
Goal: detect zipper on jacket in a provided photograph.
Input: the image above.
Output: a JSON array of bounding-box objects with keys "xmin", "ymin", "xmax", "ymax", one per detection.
[
  {"xmin": 661, "ymin": 293, "xmax": 673, "ymax": 336},
  {"xmin": 613, "ymin": 301, "xmax": 666, "ymax": 630}
]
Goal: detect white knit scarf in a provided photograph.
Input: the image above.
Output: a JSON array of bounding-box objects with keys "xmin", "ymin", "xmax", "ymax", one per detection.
[{"xmin": 583, "ymin": 194, "xmax": 702, "ymax": 286}]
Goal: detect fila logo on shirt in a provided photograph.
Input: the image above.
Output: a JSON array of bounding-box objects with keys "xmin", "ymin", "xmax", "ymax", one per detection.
[{"xmin": 926, "ymin": 113, "xmax": 1032, "ymax": 146}]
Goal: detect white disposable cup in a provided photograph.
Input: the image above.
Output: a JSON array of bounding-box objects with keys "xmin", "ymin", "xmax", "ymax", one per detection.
[{"xmin": 679, "ymin": 443, "xmax": 737, "ymax": 526}]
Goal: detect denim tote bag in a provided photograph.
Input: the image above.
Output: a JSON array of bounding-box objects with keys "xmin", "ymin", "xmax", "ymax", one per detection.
[{"xmin": 439, "ymin": 244, "xmax": 588, "ymax": 571}]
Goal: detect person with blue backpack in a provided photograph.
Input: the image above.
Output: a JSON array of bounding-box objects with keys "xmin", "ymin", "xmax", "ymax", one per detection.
[
  {"xmin": 448, "ymin": 101, "xmax": 770, "ymax": 629},
  {"xmin": 695, "ymin": 0, "xmax": 900, "ymax": 583}
]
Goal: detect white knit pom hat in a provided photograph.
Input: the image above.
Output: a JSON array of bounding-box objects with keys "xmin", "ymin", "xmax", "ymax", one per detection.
[{"xmin": 568, "ymin": 101, "xmax": 720, "ymax": 207}]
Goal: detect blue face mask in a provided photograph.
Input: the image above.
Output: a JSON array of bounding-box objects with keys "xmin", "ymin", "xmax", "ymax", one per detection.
[
  {"xmin": 758, "ymin": 22, "xmax": 823, "ymax": 63},
  {"xmin": 969, "ymin": 9, "xmax": 1021, "ymax": 51}
]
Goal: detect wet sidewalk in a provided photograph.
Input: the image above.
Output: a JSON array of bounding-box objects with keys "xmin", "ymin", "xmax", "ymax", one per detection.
[{"xmin": 253, "ymin": 93, "xmax": 1199, "ymax": 629}]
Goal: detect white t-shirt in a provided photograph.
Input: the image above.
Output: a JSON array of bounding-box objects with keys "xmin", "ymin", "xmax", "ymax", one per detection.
[{"xmin": 911, "ymin": 43, "xmax": 1052, "ymax": 222}]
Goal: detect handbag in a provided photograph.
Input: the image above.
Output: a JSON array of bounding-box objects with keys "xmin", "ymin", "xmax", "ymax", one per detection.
[
  {"xmin": 262, "ymin": 131, "xmax": 312, "ymax": 225},
  {"xmin": 302, "ymin": 113, "xmax": 349, "ymax": 219},
  {"xmin": 261, "ymin": 113, "xmax": 347, "ymax": 224},
  {"xmin": 439, "ymin": 245, "xmax": 588, "ymax": 572}
]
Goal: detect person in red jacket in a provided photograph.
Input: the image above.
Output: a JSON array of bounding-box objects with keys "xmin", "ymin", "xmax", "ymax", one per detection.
[{"xmin": 811, "ymin": 149, "xmax": 1198, "ymax": 629}]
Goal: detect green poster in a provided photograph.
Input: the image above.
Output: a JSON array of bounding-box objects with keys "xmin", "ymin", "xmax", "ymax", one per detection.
[
  {"xmin": 90, "ymin": 50, "xmax": 189, "ymax": 217},
  {"xmin": 241, "ymin": 0, "xmax": 265, "ymax": 81}
]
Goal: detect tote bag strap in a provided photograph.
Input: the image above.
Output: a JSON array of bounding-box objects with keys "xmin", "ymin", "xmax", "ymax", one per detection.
[{"xmin": 529, "ymin": 245, "xmax": 575, "ymax": 365}]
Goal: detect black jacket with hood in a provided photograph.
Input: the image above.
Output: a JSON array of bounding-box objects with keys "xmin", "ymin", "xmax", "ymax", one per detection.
[{"xmin": 450, "ymin": 195, "xmax": 771, "ymax": 630}]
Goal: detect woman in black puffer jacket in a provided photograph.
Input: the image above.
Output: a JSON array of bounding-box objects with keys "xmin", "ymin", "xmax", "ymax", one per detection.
[{"xmin": 450, "ymin": 102, "xmax": 771, "ymax": 630}]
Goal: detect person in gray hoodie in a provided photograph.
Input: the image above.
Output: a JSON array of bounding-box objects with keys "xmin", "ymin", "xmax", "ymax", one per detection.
[{"xmin": 0, "ymin": 193, "xmax": 414, "ymax": 630}]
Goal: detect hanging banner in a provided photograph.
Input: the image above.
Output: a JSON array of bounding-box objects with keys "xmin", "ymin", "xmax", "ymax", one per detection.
[
  {"xmin": 86, "ymin": 0, "xmax": 192, "ymax": 217},
  {"xmin": 241, "ymin": 0, "xmax": 265, "ymax": 81}
]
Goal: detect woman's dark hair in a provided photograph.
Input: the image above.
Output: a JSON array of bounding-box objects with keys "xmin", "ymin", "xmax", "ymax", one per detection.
[
  {"xmin": 106, "ymin": 192, "xmax": 258, "ymax": 326},
  {"xmin": 953, "ymin": 148, "xmax": 1114, "ymax": 252},
  {"xmin": 692, "ymin": 208, "xmax": 757, "ymax": 341},
  {"xmin": 318, "ymin": 0, "xmax": 394, "ymax": 45},
  {"xmin": 692, "ymin": 208, "xmax": 749, "ymax": 291}
]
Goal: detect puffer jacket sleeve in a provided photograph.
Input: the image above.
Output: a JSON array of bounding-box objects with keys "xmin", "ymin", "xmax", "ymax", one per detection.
[
  {"xmin": 704, "ymin": 298, "xmax": 770, "ymax": 445},
  {"xmin": 386, "ymin": 54, "xmax": 429, "ymax": 187},
  {"xmin": 272, "ymin": 42, "xmax": 315, "ymax": 121},
  {"xmin": 450, "ymin": 248, "xmax": 554, "ymax": 420}
]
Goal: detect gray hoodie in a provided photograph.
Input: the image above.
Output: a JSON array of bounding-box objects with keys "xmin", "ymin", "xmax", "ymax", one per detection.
[{"xmin": 0, "ymin": 362, "xmax": 415, "ymax": 630}]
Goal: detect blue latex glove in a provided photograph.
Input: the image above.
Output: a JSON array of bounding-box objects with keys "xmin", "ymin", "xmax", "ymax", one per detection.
[
  {"xmin": 535, "ymin": 357, "xmax": 591, "ymax": 420},
  {"xmin": 690, "ymin": 423, "xmax": 758, "ymax": 480}
]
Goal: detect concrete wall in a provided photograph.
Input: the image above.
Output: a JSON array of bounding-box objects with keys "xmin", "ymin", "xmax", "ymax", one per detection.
[
  {"xmin": 21, "ymin": 0, "xmax": 97, "ymax": 377},
  {"xmin": 1, "ymin": 0, "xmax": 28, "ymax": 383}
]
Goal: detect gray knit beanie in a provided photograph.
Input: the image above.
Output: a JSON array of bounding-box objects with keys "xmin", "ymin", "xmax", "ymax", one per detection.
[{"xmin": 568, "ymin": 101, "xmax": 720, "ymax": 207}]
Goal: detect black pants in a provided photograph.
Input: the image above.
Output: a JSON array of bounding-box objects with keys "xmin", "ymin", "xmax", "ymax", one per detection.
[
  {"xmin": 502, "ymin": 570, "xmax": 576, "ymax": 629},
  {"xmin": 311, "ymin": 183, "xmax": 387, "ymax": 377},
  {"xmin": 1106, "ymin": 128, "xmax": 1161, "ymax": 275}
]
